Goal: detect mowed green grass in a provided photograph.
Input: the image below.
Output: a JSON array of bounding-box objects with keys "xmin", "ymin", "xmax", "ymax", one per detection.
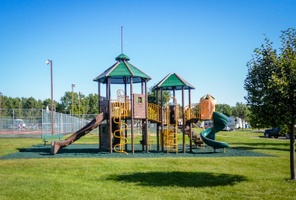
[{"xmin": 1, "ymin": 130, "xmax": 296, "ymax": 200}]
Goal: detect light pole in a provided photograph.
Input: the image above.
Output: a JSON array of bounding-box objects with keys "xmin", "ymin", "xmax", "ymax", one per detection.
[
  {"xmin": 46, "ymin": 59, "xmax": 54, "ymax": 135},
  {"xmin": 0, "ymin": 92, "xmax": 2, "ymax": 130},
  {"xmin": 78, "ymin": 91, "xmax": 81, "ymax": 128},
  {"xmin": 0, "ymin": 92, "xmax": 2, "ymax": 117},
  {"xmin": 78, "ymin": 92, "xmax": 82, "ymax": 117},
  {"xmin": 72, "ymin": 83, "xmax": 75, "ymax": 132}
]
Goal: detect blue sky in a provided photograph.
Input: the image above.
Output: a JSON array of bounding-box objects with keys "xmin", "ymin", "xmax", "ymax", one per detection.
[{"xmin": 1, "ymin": 0, "xmax": 295, "ymax": 106}]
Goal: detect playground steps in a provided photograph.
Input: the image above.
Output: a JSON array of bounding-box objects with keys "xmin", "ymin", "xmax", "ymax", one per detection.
[
  {"xmin": 192, "ymin": 131, "xmax": 205, "ymax": 148},
  {"xmin": 184, "ymin": 128, "xmax": 205, "ymax": 148}
]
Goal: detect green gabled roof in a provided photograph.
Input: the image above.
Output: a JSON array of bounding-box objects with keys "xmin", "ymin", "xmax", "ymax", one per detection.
[
  {"xmin": 152, "ymin": 73, "xmax": 195, "ymax": 90},
  {"xmin": 93, "ymin": 54, "xmax": 151, "ymax": 84}
]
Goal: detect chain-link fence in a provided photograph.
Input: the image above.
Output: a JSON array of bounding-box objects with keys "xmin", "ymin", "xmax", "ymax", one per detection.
[
  {"xmin": 0, "ymin": 109, "xmax": 97, "ymax": 137},
  {"xmin": 42, "ymin": 110, "xmax": 96, "ymax": 137},
  {"xmin": 0, "ymin": 109, "xmax": 158, "ymax": 136},
  {"xmin": 0, "ymin": 109, "xmax": 42, "ymax": 132}
]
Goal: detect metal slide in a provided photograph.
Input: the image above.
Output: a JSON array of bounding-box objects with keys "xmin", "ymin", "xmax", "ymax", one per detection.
[
  {"xmin": 200, "ymin": 112, "xmax": 229, "ymax": 149},
  {"xmin": 51, "ymin": 112, "xmax": 105, "ymax": 155}
]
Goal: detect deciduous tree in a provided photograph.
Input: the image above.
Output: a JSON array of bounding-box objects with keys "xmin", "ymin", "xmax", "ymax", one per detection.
[
  {"xmin": 215, "ymin": 104, "xmax": 232, "ymax": 117},
  {"xmin": 245, "ymin": 28, "xmax": 296, "ymax": 180}
]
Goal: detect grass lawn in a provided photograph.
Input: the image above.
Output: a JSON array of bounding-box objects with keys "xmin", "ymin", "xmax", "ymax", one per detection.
[{"xmin": 0, "ymin": 129, "xmax": 296, "ymax": 199}]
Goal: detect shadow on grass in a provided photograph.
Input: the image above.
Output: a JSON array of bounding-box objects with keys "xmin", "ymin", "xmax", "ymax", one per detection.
[
  {"xmin": 230, "ymin": 142, "xmax": 289, "ymax": 152},
  {"xmin": 106, "ymin": 171, "xmax": 247, "ymax": 187},
  {"xmin": 18, "ymin": 146, "xmax": 49, "ymax": 153}
]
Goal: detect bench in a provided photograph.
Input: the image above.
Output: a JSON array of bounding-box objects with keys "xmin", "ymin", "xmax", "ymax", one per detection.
[{"xmin": 41, "ymin": 134, "xmax": 64, "ymax": 146}]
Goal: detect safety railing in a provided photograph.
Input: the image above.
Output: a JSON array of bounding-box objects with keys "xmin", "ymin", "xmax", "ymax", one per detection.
[
  {"xmin": 148, "ymin": 103, "xmax": 161, "ymax": 122},
  {"xmin": 184, "ymin": 104, "xmax": 200, "ymax": 122}
]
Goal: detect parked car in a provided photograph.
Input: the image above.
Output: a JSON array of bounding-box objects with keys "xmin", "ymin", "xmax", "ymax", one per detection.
[
  {"xmin": 264, "ymin": 127, "xmax": 280, "ymax": 138},
  {"xmin": 8, "ymin": 119, "xmax": 26, "ymax": 130}
]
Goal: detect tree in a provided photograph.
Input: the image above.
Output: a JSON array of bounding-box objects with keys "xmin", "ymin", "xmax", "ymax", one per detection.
[
  {"xmin": 148, "ymin": 86, "xmax": 170, "ymax": 105},
  {"xmin": 86, "ymin": 93, "xmax": 98, "ymax": 114},
  {"xmin": 276, "ymin": 28, "xmax": 296, "ymax": 180},
  {"xmin": 245, "ymin": 28, "xmax": 296, "ymax": 180},
  {"xmin": 215, "ymin": 104, "xmax": 232, "ymax": 117},
  {"xmin": 247, "ymin": 111, "xmax": 265, "ymax": 130},
  {"xmin": 245, "ymin": 37, "xmax": 278, "ymax": 128},
  {"xmin": 23, "ymin": 97, "xmax": 37, "ymax": 109},
  {"xmin": 1, "ymin": 96, "xmax": 14, "ymax": 117},
  {"xmin": 59, "ymin": 91, "xmax": 78, "ymax": 114},
  {"xmin": 78, "ymin": 92, "xmax": 86, "ymax": 115}
]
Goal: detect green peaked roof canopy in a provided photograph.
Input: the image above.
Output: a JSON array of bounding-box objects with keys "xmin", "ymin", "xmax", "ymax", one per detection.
[
  {"xmin": 93, "ymin": 54, "xmax": 151, "ymax": 84},
  {"xmin": 152, "ymin": 73, "xmax": 195, "ymax": 91},
  {"xmin": 115, "ymin": 53, "xmax": 130, "ymax": 61}
]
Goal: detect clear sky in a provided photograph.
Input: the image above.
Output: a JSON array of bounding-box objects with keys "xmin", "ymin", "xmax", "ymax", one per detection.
[{"xmin": 1, "ymin": 0, "xmax": 295, "ymax": 106}]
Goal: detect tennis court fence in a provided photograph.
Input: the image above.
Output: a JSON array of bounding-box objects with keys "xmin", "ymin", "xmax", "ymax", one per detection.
[{"xmin": 0, "ymin": 109, "xmax": 96, "ymax": 137}]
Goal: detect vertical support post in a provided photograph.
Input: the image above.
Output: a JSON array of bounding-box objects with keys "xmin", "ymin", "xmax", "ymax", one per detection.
[
  {"xmin": 98, "ymin": 82, "xmax": 101, "ymax": 152},
  {"xmin": 107, "ymin": 78, "xmax": 112, "ymax": 154},
  {"xmin": 121, "ymin": 26, "xmax": 124, "ymax": 54},
  {"xmin": 46, "ymin": 60, "xmax": 54, "ymax": 135},
  {"xmin": 160, "ymin": 88, "xmax": 164, "ymax": 152},
  {"xmin": 130, "ymin": 77, "xmax": 134, "ymax": 154},
  {"xmin": 145, "ymin": 80, "xmax": 149, "ymax": 153},
  {"xmin": 182, "ymin": 86, "xmax": 185, "ymax": 153},
  {"xmin": 71, "ymin": 83, "xmax": 75, "ymax": 132},
  {"xmin": 189, "ymin": 89, "xmax": 192, "ymax": 152},
  {"xmin": 50, "ymin": 61, "xmax": 54, "ymax": 135},
  {"xmin": 124, "ymin": 81, "xmax": 128, "ymax": 151},
  {"xmin": 156, "ymin": 89, "xmax": 160, "ymax": 152},
  {"xmin": 0, "ymin": 92, "xmax": 2, "ymax": 131},
  {"xmin": 78, "ymin": 91, "xmax": 81, "ymax": 128}
]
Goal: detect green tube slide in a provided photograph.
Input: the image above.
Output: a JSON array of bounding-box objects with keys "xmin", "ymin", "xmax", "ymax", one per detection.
[{"xmin": 200, "ymin": 112, "xmax": 229, "ymax": 149}]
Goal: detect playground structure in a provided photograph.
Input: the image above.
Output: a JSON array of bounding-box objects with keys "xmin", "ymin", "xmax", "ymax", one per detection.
[
  {"xmin": 51, "ymin": 112, "xmax": 105, "ymax": 154},
  {"xmin": 51, "ymin": 53, "xmax": 229, "ymax": 155},
  {"xmin": 200, "ymin": 111, "xmax": 229, "ymax": 150}
]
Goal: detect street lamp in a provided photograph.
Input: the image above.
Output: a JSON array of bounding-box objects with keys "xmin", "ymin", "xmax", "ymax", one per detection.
[
  {"xmin": 46, "ymin": 59, "xmax": 54, "ymax": 135},
  {"xmin": 78, "ymin": 91, "xmax": 82, "ymax": 128},
  {"xmin": 0, "ymin": 92, "xmax": 2, "ymax": 130},
  {"xmin": 0, "ymin": 92, "xmax": 2, "ymax": 116},
  {"xmin": 72, "ymin": 83, "xmax": 75, "ymax": 132},
  {"xmin": 78, "ymin": 92, "xmax": 81, "ymax": 117}
]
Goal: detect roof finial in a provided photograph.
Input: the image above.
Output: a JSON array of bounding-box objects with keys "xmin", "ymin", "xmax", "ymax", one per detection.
[{"xmin": 121, "ymin": 26, "xmax": 124, "ymax": 54}]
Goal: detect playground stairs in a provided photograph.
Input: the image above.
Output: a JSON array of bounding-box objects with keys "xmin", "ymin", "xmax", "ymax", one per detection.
[
  {"xmin": 184, "ymin": 128, "xmax": 205, "ymax": 149},
  {"xmin": 163, "ymin": 126, "xmax": 178, "ymax": 153},
  {"xmin": 113, "ymin": 117, "xmax": 128, "ymax": 154}
]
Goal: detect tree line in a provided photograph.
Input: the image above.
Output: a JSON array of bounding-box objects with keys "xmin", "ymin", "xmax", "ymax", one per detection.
[
  {"xmin": 1, "ymin": 89, "xmax": 248, "ymax": 122},
  {"xmin": 0, "ymin": 92, "xmax": 99, "ymax": 117}
]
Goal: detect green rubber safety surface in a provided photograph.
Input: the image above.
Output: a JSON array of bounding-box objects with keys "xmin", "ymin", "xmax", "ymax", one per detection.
[{"xmin": 0, "ymin": 144, "xmax": 271, "ymax": 159}]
